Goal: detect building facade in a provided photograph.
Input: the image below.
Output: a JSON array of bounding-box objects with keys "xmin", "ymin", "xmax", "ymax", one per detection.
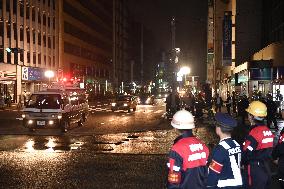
[
  {"xmin": 0, "ymin": 0, "xmax": 58, "ymax": 102},
  {"xmin": 59, "ymin": 0, "xmax": 113, "ymax": 96}
]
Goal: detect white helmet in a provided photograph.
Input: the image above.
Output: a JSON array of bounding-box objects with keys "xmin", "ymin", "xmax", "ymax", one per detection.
[{"xmin": 171, "ymin": 110, "xmax": 195, "ymax": 129}]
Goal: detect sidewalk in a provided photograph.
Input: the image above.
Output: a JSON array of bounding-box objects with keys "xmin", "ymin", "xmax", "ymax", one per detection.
[{"xmin": 0, "ymin": 103, "xmax": 20, "ymax": 112}]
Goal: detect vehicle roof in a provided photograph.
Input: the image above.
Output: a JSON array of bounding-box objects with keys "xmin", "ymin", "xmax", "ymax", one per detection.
[{"xmin": 31, "ymin": 91, "xmax": 64, "ymax": 95}]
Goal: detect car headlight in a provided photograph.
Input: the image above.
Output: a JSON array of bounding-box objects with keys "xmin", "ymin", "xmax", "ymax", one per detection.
[
  {"xmin": 111, "ymin": 103, "xmax": 116, "ymax": 106},
  {"xmin": 22, "ymin": 114, "xmax": 26, "ymax": 118},
  {"xmin": 57, "ymin": 114, "xmax": 62, "ymax": 119},
  {"xmin": 51, "ymin": 114, "xmax": 55, "ymax": 118},
  {"xmin": 123, "ymin": 103, "xmax": 128, "ymax": 106},
  {"xmin": 28, "ymin": 120, "xmax": 33, "ymax": 124},
  {"xmin": 48, "ymin": 120, "xmax": 54, "ymax": 125}
]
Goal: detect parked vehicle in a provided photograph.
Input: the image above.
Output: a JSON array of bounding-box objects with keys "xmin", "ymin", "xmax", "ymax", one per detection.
[
  {"xmin": 22, "ymin": 85, "xmax": 88, "ymax": 132},
  {"xmin": 137, "ymin": 93, "xmax": 155, "ymax": 105},
  {"xmin": 111, "ymin": 95, "xmax": 137, "ymax": 112}
]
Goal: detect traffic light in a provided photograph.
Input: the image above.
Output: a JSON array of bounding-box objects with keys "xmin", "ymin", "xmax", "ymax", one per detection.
[{"xmin": 5, "ymin": 48, "xmax": 24, "ymax": 64}]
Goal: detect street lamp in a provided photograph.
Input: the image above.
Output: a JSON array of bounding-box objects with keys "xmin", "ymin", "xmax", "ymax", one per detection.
[
  {"xmin": 179, "ymin": 66, "xmax": 191, "ymax": 85},
  {"xmin": 44, "ymin": 70, "xmax": 55, "ymax": 87}
]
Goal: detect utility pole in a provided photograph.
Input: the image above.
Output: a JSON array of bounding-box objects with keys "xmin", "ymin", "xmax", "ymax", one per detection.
[
  {"xmin": 170, "ymin": 17, "xmax": 177, "ymax": 112},
  {"xmin": 140, "ymin": 23, "xmax": 144, "ymax": 86}
]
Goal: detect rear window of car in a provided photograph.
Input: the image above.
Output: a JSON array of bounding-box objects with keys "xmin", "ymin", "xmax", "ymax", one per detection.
[{"xmin": 117, "ymin": 96, "xmax": 131, "ymax": 101}]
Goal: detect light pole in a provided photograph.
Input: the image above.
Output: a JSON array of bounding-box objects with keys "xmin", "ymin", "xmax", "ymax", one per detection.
[{"xmin": 44, "ymin": 70, "xmax": 55, "ymax": 87}]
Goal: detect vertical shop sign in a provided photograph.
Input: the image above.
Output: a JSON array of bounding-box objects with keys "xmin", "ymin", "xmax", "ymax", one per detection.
[
  {"xmin": 22, "ymin": 67, "xmax": 29, "ymax": 80},
  {"xmin": 222, "ymin": 11, "xmax": 232, "ymax": 66}
]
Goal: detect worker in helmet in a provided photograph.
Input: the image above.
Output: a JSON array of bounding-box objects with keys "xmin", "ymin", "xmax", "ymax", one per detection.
[
  {"xmin": 166, "ymin": 110, "xmax": 209, "ymax": 189},
  {"xmin": 207, "ymin": 112, "xmax": 243, "ymax": 189},
  {"xmin": 242, "ymin": 101, "xmax": 275, "ymax": 189}
]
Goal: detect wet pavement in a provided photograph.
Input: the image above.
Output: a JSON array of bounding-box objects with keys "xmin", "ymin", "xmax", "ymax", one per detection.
[{"xmin": 0, "ymin": 102, "xmax": 283, "ymax": 188}]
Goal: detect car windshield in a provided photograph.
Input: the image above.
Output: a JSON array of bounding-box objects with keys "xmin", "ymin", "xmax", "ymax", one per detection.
[
  {"xmin": 26, "ymin": 94, "xmax": 62, "ymax": 109},
  {"xmin": 117, "ymin": 96, "xmax": 131, "ymax": 101}
]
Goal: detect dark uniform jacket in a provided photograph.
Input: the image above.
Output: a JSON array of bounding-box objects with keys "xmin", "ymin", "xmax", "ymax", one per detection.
[
  {"xmin": 167, "ymin": 131, "xmax": 209, "ymax": 189},
  {"xmin": 207, "ymin": 138, "xmax": 243, "ymax": 189},
  {"xmin": 242, "ymin": 125, "xmax": 274, "ymax": 164},
  {"xmin": 272, "ymin": 129, "xmax": 284, "ymax": 179},
  {"xmin": 242, "ymin": 124, "xmax": 275, "ymax": 189}
]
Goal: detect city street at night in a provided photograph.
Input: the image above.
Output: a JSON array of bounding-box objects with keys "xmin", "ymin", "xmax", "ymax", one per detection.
[
  {"xmin": 1, "ymin": 0, "xmax": 284, "ymax": 188},
  {"xmin": 0, "ymin": 100, "xmax": 281, "ymax": 188}
]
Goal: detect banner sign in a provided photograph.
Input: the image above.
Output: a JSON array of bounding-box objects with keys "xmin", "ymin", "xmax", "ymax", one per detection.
[
  {"xmin": 22, "ymin": 67, "xmax": 50, "ymax": 81},
  {"xmin": 222, "ymin": 11, "xmax": 232, "ymax": 66},
  {"xmin": 0, "ymin": 71, "xmax": 16, "ymax": 80}
]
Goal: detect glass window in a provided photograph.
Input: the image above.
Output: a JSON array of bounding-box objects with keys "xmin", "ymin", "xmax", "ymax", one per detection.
[
  {"xmin": 26, "ymin": 94, "xmax": 62, "ymax": 109},
  {"xmin": 27, "ymin": 52, "xmax": 30, "ymax": 63}
]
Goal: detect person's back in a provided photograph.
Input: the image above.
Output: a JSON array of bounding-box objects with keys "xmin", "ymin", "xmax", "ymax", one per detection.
[{"xmin": 167, "ymin": 110, "xmax": 209, "ymax": 189}]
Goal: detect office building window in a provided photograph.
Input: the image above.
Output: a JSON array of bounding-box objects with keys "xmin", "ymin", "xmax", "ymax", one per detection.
[
  {"xmin": 33, "ymin": 31, "xmax": 36, "ymax": 44},
  {"xmin": 7, "ymin": 24, "xmax": 11, "ymax": 38},
  {"xmin": 26, "ymin": 31, "xmax": 30, "ymax": 43},
  {"xmin": 38, "ymin": 33, "xmax": 41, "ymax": 45},
  {"xmin": 38, "ymin": 53, "xmax": 41, "ymax": 64},
  {"xmin": 20, "ymin": 52, "xmax": 23, "ymax": 63},
  {"xmin": 48, "ymin": 56, "xmax": 51, "ymax": 66},
  {"xmin": 53, "ymin": 56, "xmax": 55, "ymax": 66},
  {"xmin": 48, "ymin": 37, "xmax": 51, "ymax": 48},
  {"xmin": 13, "ymin": 0, "xmax": 17, "ymax": 13},
  {"xmin": 13, "ymin": 23, "xmax": 17, "ymax": 39},
  {"xmin": 32, "ymin": 8, "xmax": 35, "ymax": 21},
  {"xmin": 33, "ymin": 54, "xmax": 36, "ymax": 64},
  {"xmin": 27, "ymin": 52, "xmax": 30, "ymax": 63},
  {"xmin": 38, "ymin": 13, "xmax": 41, "ymax": 24},
  {"xmin": 43, "ymin": 35, "xmax": 46, "ymax": 46},
  {"xmin": 7, "ymin": 52, "xmax": 11, "ymax": 63},
  {"xmin": 6, "ymin": 0, "xmax": 10, "ymax": 12},
  {"xmin": 20, "ymin": 28, "xmax": 23, "ymax": 41},
  {"xmin": 26, "ymin": 6, "xmax": 30, "ymax": 20}
]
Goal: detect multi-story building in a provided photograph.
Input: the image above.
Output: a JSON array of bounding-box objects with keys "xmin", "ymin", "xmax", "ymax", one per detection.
[
  {"xmin": 59, "ymin": 0, "xmax": 113, "ymax": 95},
  {"xmin": 212, "ymin": 0, "xmax": 284, "ymax": 97},
  {"xmin": 0, "ymin": 0, "xmax": 58, "ymax": 102},
  {"xmin": 0, "ymin": 0, "xmax": 132, "ymax": 103}
]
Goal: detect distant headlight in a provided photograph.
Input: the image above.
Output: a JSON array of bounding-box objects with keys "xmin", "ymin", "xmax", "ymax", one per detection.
[
  {"xmin": 51, "ymin": 114, "xmax": 55, "ymax": 118},
  {"xmin": 123, "ymin": 103, "xmax": 128, "ymax": 106},
  {"xmin": 48, "ymin": 120, "xmax": 54, "ymax": 125},
  {"xmin": 57, "ymin": 114, "xmax": 62, "ymax": 119},
  {"xmin": 22, "ymin": 114, "xmax": 26, "ymax": 118},
  {"xmin": 28, "ymin": 120, "xmax": 33, "ymax": 124},
  {"xmin": 111, "ymin": 103, "xmax": 116, "ymax": 106}
]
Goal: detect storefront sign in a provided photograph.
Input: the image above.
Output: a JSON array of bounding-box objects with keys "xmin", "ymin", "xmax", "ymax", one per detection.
[
  {"xmin": 22, "ymin": 66, "xmax": 49, "ymax": 81},
  {"xmin": 0, "ymin": 71, "xmax": 16, "ymax": 80},
  {"xmin": 222, "ymin": 11, "xmax": 232, "ymax": 66},
  {"xmin": 249, "ymin": 68, "xmax": 272, "ymax": 80}
]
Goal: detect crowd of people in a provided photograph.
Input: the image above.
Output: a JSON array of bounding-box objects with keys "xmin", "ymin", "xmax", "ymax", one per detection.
[
  {"xmin": 166, "ymin": 100, "xmax": 284, "ymax": 189},
  {"xmin": 166, "ymin": 89, "xmax": 282, "ymax": 131}
]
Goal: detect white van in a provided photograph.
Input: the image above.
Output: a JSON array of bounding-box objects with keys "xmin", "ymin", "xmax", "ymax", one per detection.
[{"xmin": 22, "ymin": 86, "xmax": 88, "ymax": 132}]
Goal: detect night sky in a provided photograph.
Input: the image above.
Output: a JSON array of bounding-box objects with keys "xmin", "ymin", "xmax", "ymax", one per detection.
[{"xmin": 127, "ymin": 0, "xmax": 208, "ymax": 82}]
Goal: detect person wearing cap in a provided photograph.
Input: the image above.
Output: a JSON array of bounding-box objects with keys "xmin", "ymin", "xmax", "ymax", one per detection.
[
  {"xmin": 207, "ymin": 112, "xmax": 243, "ymax": 189},
  {"xmin": 166, "ymin": 110, "xmax": 209, "ymax": 189},
  {"xmin": 242, "ymin": 101, "xmax": 275, "ymax": 189}
]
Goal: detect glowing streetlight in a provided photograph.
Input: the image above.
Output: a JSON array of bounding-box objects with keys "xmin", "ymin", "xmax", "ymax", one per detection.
[
  {"xmin": 45, "ymin": 70, "xmax": 55, "ymax": 86},
  {"xmin": 178, "ymin": 66, "xmax": 191, "ymax": 86},
  {"xmin": 179, "ymin": 66, "xmax": 191, "ymax": 75}
]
